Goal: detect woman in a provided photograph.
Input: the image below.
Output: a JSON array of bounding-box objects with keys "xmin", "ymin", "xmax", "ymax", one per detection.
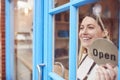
[{"xmin": 77, "ymin": 15, "xmax": 118, "ymax": 80}]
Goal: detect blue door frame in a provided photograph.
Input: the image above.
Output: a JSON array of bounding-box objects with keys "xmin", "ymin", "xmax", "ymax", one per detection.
[
  {"xmin": 32, "ymin": 0, "xmax": 44, "ymax": 80},
  {"xmin": 5, "ymin": 0, "xmax": 120, "ymax": 80},
  {"xmin": 5, "ymin": 0, "xmax": 15, "ymax": 80}
]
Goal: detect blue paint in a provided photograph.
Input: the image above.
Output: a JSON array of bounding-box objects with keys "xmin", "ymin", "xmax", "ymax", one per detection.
[
  {"xmin": 72, "ymin": 0, "xmax": 98, "ymax": 7},
  {"xmin": 5, "ymin": 0, "xmax": 11, "ymax": 79},
  {"xmin": 5, "ymin": 0, "xmax": 15, "ymax": 80},
  {"xmin": 33, "ymin": 0, "xmax": 44, "ymax": 80},
  {"xmin": 49, "ymin": 3, "xmax": 70, "ymax": 15},
  {"xmin": 49, "ymin": 72, "xmax": 65, "ymax": 80},
  {"xmin": 69, "ymin": 6, "xmax": 78, "ymax": 80}
]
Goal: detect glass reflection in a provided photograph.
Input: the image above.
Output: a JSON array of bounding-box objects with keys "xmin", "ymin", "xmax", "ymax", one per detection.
[
  {"xmin": 54, "ymin": 0, "xmax": 69, "ymax": 8},
  {"xmin": 54, "ymin": 11, "xmax": 69, "ymax": 80},
  {"xmin": 14, "ymin": 0, "xmax": 33, "ymax": 80}
]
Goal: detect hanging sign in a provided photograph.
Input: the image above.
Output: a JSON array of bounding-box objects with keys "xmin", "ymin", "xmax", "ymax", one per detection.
[{"xmin": 88, "ymin": 38, "xmax": 118, "ymax": 66}]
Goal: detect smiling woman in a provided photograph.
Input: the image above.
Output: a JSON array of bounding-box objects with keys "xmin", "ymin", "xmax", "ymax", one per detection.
[
  {"xmin": 77, "ymin": 1, "xmax": 119, "ymax": 79},
  {"xmin": 77, "ymin": 14, "xmax": 118, "ymax": 80}
]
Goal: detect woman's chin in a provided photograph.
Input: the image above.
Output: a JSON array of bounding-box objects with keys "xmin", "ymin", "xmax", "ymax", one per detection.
[{"xmin": 83, "ymin": 44, "xmax": 90, "ymax": 49}]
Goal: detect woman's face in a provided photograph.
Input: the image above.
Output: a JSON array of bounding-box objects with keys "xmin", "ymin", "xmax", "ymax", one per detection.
[{"xmin": 79, "ymin": 16, "xmax": 105, "ymax": 49}]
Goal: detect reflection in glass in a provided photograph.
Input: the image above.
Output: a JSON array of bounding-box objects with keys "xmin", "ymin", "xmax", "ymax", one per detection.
[
  {"xmin": 14, "ymin": 0, "xmax": 33, "ymax": 80},
  {"xmin": 54, "ymin": 0, "xmax": 69, "ymax": 8},
  {"xmin": 54, "ymin": 11, "xmax": 69, "ymax": 80}
]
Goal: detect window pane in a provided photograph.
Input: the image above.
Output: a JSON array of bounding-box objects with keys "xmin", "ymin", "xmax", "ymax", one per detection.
[
  {"xmin": 53, "ymin": 0, "xmax": 69, "ymax": 8},
  {"xmin": 14, "ymin": 0, "xmax": 33, "ymax": 80},
  {"xmin": 53, "ymin": 11, "xmax": 69, "ymax": 79}
]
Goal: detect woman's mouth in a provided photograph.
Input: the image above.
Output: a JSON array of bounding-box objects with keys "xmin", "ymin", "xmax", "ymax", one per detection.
[{"xmin": 82, "ymin": 37, "xmax": 91, "ymax": 41}]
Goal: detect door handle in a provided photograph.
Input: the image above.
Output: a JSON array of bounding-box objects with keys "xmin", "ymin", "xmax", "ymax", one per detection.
[
  {"xmin": 54, "ymin": 62, "xmax": 65, "ymax": 78},
  {"xmin": 36, "ymin": 64, "xmax": 45, "ymax": 80}
]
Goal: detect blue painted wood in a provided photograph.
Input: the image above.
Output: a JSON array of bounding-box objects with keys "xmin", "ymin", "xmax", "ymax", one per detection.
[
  {"xmin": 49, "ymin": 72, "xmax": 65, "ymax": 80},
  {"xmin": 69, "ymin": 6, "xmax": 78, "ymax": 80},
  {"xmin": 5, "ymin": 1, "xmax": 15, "ymax": 80},
  {"xmin": 72, "ymin": 0, "xmax": 98, "ymax": 7},
  {"xmin": 43, "ymin": 0, "xmax": 50, "ymax": 80},
  {"xmin": 49, "ymin": 3, "xmax": 70, "ymax": 14},
  {"xmin": 46, "ymin": 0, "xmax": 54, "ymax": 79},
  {"xmin": 49, "ymin": 0, "xmax": 98, "ymax": 15},
  {"xmin": 33, "ymin": 0, "xmax": 44, "ymax": 80},
  {"xmin": 5, "ymin": 0, "xmax": 11, "ymax": 80},
  {"xmin": 47, "ymin": 14, "xmax": 54, "ymax": 80}
]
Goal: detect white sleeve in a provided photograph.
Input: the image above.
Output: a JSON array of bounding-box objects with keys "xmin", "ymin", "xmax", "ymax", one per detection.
[{"xmin": 87, "ymin": 64, "xmax": 99, "ymax": 80}]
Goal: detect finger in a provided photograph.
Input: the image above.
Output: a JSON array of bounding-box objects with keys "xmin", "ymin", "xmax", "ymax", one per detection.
[
  {"xmin": 106, "ymin": 69, "xmax": 116, "ymax": 80},
  {"xmin": 106, "ymin": 69, "xmax": 113, "ymax": 80},
  {"xmin": 99, "ymin": 66, "xmax": 111, "ymax": 80},
  {"xmin": 95, "ymin": 71, "xmax": 100, "ymax": 80},
  {"xmin": 106, "ymin": 64, "xmax": 114, "ymax": 69},
  {"xmin": 114, "ymin": 66, "xmax": 118, "ymax": 75},
  {"xmin": 97, "ymin": 67, "xmax": 106, "ymax": 80},
  {"xmin": 106, "ymin": 64, "xmax": 116, "ymax": 79}
]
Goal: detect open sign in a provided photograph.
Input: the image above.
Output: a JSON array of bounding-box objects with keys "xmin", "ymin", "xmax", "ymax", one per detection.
[
  {"xmin": 93, "ymin": 48, "xmax": 116, "ymax": 61},
  {"xmin": 89, "ymin": 39, "xmax": 118, "ymax": 66}
]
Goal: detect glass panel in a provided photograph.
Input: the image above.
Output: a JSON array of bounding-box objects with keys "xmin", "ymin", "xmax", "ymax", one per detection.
[
  {"xmin": 77, "ymin": 0, "xmax": 119, "ymax": 80},
  {"xmin": 54, "ymin": 0, "xmax": 69, "ymax": 8},
  {"xmin": 53, "ymin": 11, "xmax": 69, "ymax": 80},
  {"xmin": 14, "ymin": 0, "xmax": 33, "ymax": 80}
]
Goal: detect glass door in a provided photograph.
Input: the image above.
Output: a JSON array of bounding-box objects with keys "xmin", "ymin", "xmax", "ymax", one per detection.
[
  {"xmin": 5, "ymin": 0, "xmax": 33, "ymax": 80},
  {"xmin": 6, "ymin": 0, "xmax": 119, "ymax": 80},
  {"xmin": 41, "ymin": 0, "xmax": 98, "ymax": 80}
]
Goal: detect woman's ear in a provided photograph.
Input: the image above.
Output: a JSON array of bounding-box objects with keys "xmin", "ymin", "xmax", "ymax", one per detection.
[{"xmin": 103, "ymin": 29, "xmax": 109, "ymax": 38}]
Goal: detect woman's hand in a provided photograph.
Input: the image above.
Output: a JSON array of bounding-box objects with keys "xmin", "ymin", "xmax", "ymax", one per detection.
[{"xmin": 95, "ymin": 64, "xmax": 117, "ymax": 80}]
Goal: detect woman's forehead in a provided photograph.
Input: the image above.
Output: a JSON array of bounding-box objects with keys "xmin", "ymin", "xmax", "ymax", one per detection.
[{"xmin": 81, "ymin": 16, "xmax": 97, "ymax": 25}]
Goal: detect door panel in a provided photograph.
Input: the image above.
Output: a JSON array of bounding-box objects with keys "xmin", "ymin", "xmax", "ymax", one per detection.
[{"xmin": 14, "ymin": 0, "xmax": 33, "ymax": 80}]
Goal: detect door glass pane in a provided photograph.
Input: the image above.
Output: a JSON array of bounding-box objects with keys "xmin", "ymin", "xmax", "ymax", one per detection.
[
  {"xmin": 77, "ymin": 0, "xmax": 119, "ymax": 80},
  {"xmin": 14, "ymin": 0, "xmax": 33, "ymax": 80},
  {"xmin": 53, "ymin": 11, "xmax": 69, "ymax": 80},
  {"xmin": 53, "ymin": 0, "xmax": 69, "ymax": 8}
]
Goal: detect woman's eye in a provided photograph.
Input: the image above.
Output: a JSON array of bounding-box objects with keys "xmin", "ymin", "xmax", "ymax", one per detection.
[
  {"xmin": 88, "ymin": 25, "xmax": 94, "ymax": 29},
  {"xmin": 88, "ymin": 26, "xmax": 94, "ymax": 29},
  {"xmin": 80, "ymin": 26, "xmax": 84, "ymax": 30},
  {"xmin": 80, "ymin": 27, "xmax": 83, "ymax": 29}
]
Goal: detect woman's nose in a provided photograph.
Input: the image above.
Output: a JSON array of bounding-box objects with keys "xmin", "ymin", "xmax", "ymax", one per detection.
[{"xmin": 82, "ymin": 28, "xmax": 88, "ymax": 34}]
